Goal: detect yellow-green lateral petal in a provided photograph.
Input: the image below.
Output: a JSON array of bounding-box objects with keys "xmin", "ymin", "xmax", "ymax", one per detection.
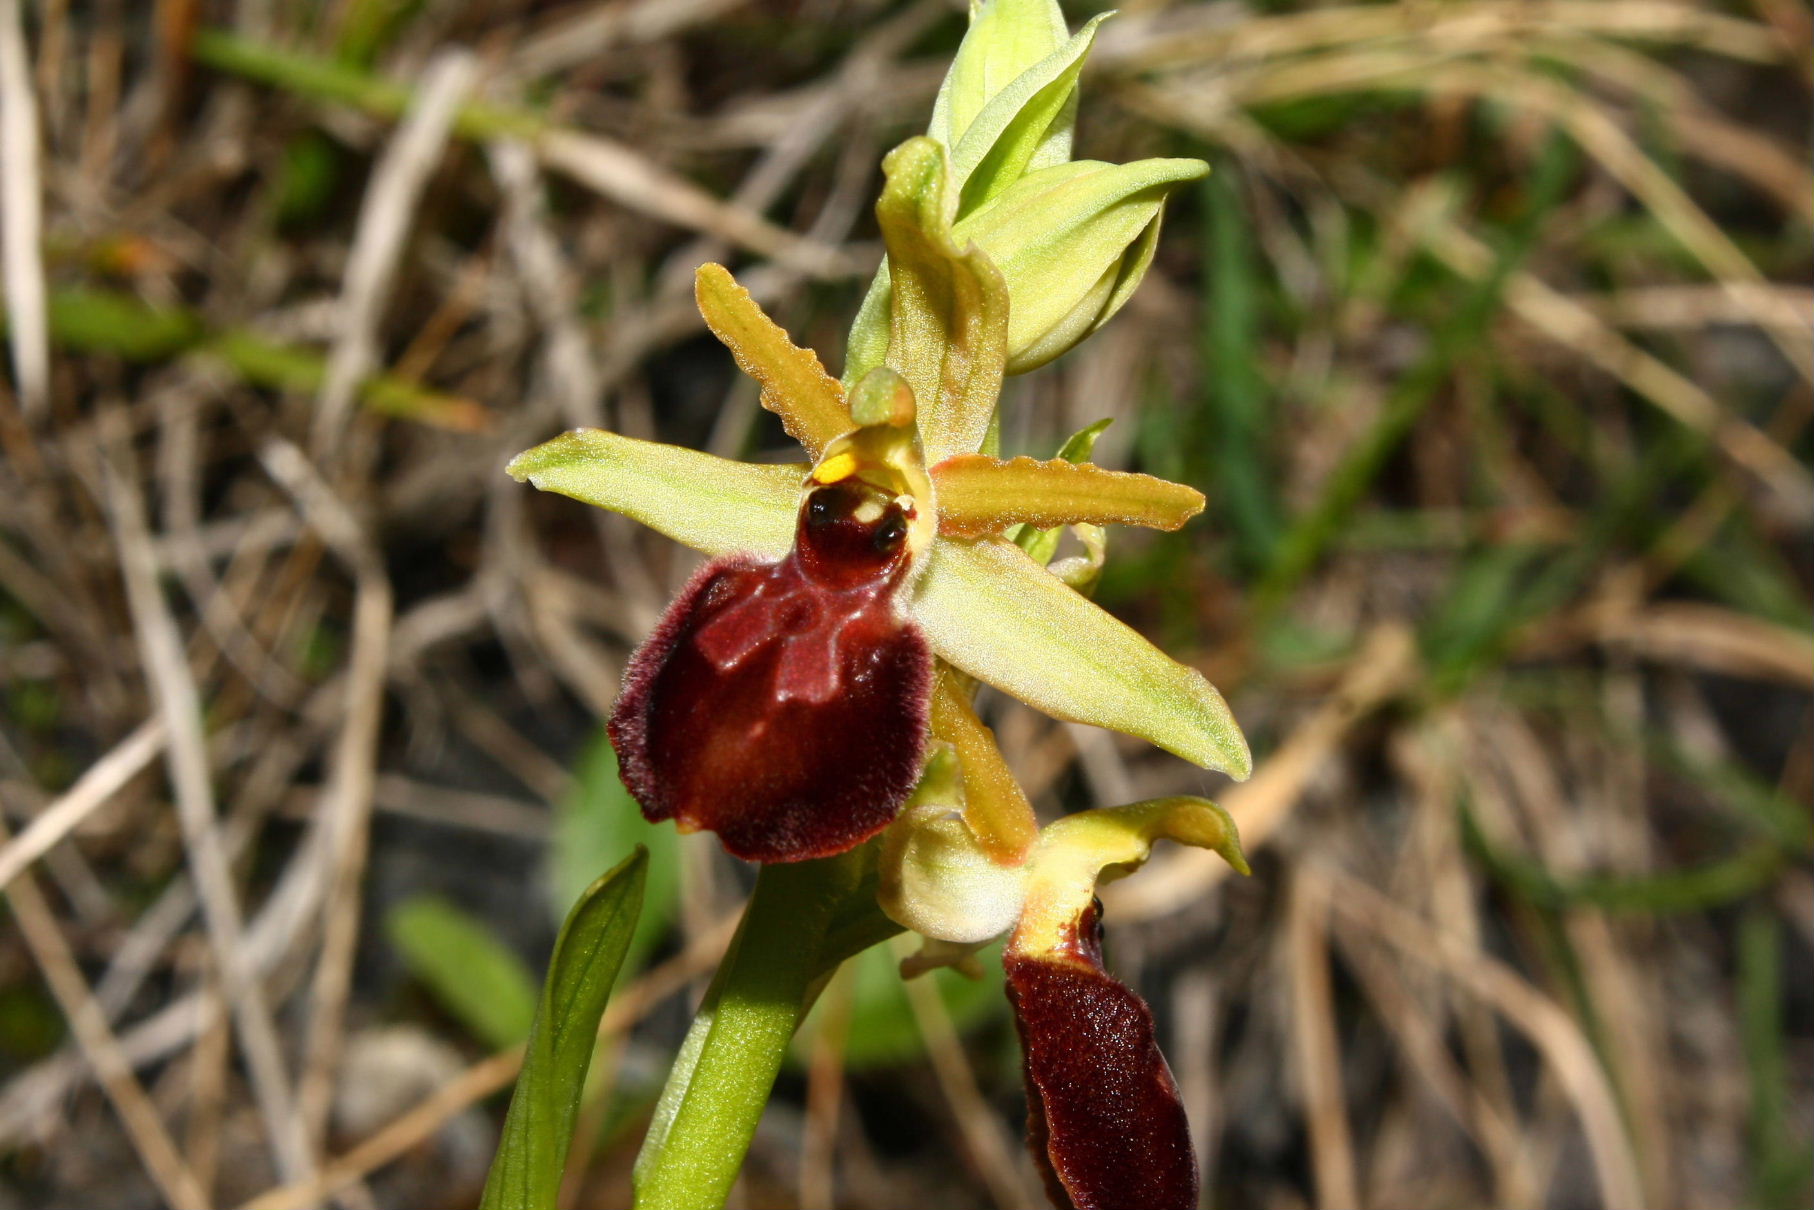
[
  {"xmin": 911, "ymin": 536, "xmax": 1252, "ymax": 778},
  {"xmin": 876, "ymin": 138, "xmax": 1010, "ymax": 465},
  {"xmin": 931, "ymin": 669, "xmax": 1039, "ymax": 865},
  {"xmin": 507, "ymin": 429, "xmax": 800, "ymax": 559},
  {"xmin": 694, "ymin": 263, "xmax": 852, "ymax": 460},
  {"xmin": 931, "ymin": 454, "xmax": 1205, "ymax": 538}
]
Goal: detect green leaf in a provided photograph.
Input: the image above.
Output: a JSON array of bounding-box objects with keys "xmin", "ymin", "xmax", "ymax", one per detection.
[
  {"xmin": 1741, "ymin": 907, "xmax": 1813, "ymax": 1209},
  {"xmin": 273, "ymin": 133, "xmax": 344, "ymax": 228},
  {"xmin": 875, "ymin": 138, "xmax": 1010, "ymax": 464},
  {"xmin": 930, "ymin": 0, "xmax": 1069, "ymax": 161},
  {"xmin": 552, "ymin": 735, "xmax": 679, "ymax": 976},
  {"xmin": 951, "ymin": 158, "xmax": 1208, "ymax": 373},
  {"xmin": 17, "ymin": 287, "xmax": 485, "ymax": 430},
  {"xmin": 481, "ymin": 848, "xmax": 649, "ymax": 1210},
  {"xmin": 388, "ymin": 896, "xmax": 539, "ymax": 1051},
  {"xmin": 334, "ymin": 0, "xmax": 425, "ymax": 67},
  {"xmin": 949, "ymin": 14, "xmax": 1108, "ymax": 215},
  {"xmin": 1200, "ymin": 163, "xmax": 1282, "ymax": 571},
  {"xmin": 912, "ymin": 536, "xmax": 1251, "ymax": 779},
  {"xmin": 507, "ymin": 429, "xmax": 801, "ymax": 560},
  {"xmin": 191, "ymin": 27, "xmax": 543, "ymax": 140},
  {"xmin": 40, "ymin": 288, "xmax": 204, "ymax": 359}
]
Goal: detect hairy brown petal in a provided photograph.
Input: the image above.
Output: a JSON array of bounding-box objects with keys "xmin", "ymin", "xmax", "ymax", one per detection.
[
  {"xmin": 1005, "ymin": 904, "xmax": 1198, "ymax": 1210},
  {"xmin": 609, "ymin": 482, "xmax": 931, "ymax": 862}
]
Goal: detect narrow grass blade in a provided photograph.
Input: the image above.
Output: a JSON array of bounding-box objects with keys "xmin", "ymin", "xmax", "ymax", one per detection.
[
  {"xmin": 1199, "ymin": 163, "xmax": 1280, "ymax": 571},
  {"xmin": 552, "ymin": 735, "xmax": 679, "ymax": 977},
  {"xmin": 15, "ymin": 286, "xmax": 488, "ymax": 430},
  {"xmin": 1252, "ymin": 132, "xmax": 1577, "ymax": 621},
  {"xmin": 387, "ymin": 895, "xmax": 539, "ymax": 1051}
]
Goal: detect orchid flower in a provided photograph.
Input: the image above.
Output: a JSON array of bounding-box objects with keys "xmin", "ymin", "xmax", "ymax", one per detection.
[
  {"xmin": 500, "ymin": 4, "xmax": 1255, "ymax": 1208},
  {"xmin": 881, "ymin": 765, "xmax": 1247, "ymax": 1209},
  {"xmin": 510, "ymin": 138, "xmax": 1248, "ymax": 860}
]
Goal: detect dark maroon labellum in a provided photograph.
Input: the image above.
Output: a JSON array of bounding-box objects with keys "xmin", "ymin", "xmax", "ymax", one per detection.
[
  {"xmin": 1006, "ymin": 903, "xmax": 1199, "ymax": 1210},
  {"xmin": 608, "ymin": 480, "xmax": 931, "ymax": 863}
]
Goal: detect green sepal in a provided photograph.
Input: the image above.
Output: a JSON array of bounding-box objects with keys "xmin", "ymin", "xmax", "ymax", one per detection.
[
  {"xmin": 842, "ymin": 267, "xmax": 894, "ymax": 391},
  {"xmin": 910, "ymin": 537, "xmax": 1251, "ymax": 779},
  {"xmin": 507, "ymin": 429, "xmax": 801, "ymax": 560},
  {"xmin": 929, "ymin": 0, "xmax": 1070, "ymax": 164},
  {"xmin": 949, "ymin": 13, "xmax": 1109, "ymax": 216},
  {"xmin": 875, "ymin": 138, "xmax": 1010, "ymax": 465}
]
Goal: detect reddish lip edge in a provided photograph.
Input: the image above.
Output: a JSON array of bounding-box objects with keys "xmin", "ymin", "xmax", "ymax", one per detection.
[{"xmin": 608, "ymin": 485, "xmax": 932, "ymax": 864}]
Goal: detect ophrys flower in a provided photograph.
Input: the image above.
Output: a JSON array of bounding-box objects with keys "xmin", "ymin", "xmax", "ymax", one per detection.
[{"xmin": 510, "ymin": 143, "xmax": 1247, "ymax": 864}]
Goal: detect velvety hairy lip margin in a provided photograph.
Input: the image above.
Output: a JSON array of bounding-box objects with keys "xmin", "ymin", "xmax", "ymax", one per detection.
[{"xmin": 1005, "ymin": 907, "xmax": 1198, "ymax": 1210}]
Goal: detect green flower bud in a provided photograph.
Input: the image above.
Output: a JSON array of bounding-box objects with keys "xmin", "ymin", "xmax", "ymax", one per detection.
[
  {"xmin": 847, "ymin": 6, "xmax": 1205, "ymax": 383},
  {"xmin": 846, "ymin": 151, "xmax": 1207, "ymax": 384},
  {"xmin": 934, "ymin": 2, "xmax": 1109, "ymax": 217},
  {"xmin": 961, "ymin": 157, "xmax": 1208, "ymax": 374},
  {"xmin": 878, "ymin": 803, "xmax": 1029, "ymax": 945},
  {"xmin": 930, "ymin": 0, "xmax": 1068, "ymax": 156}
]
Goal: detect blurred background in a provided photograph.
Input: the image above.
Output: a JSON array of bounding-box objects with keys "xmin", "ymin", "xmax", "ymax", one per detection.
[{"xmin": 0, "ymin": 1, "xmax": 1809, "ymax": 1207}]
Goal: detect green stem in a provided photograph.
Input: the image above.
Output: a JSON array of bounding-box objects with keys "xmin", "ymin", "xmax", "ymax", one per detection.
[{"xmin": 632, "ymin": 851, "xmax": 866, "ymax": 1210}]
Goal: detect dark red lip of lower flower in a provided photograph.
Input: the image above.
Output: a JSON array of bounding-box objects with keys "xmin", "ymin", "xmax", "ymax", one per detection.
[
  {"xmin": 607, "ymin": 484, "xmax": 931, "ymax": 864},
  {"xmin": 1006, "ymin": 902, "xmax": 1199, "ymax": 1210}
]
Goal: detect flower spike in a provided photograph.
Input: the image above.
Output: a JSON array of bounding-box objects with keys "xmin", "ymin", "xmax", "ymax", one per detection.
[{"xmin": 508, "ymin": 3, "xmax": 1253, "ymax": 1203}]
